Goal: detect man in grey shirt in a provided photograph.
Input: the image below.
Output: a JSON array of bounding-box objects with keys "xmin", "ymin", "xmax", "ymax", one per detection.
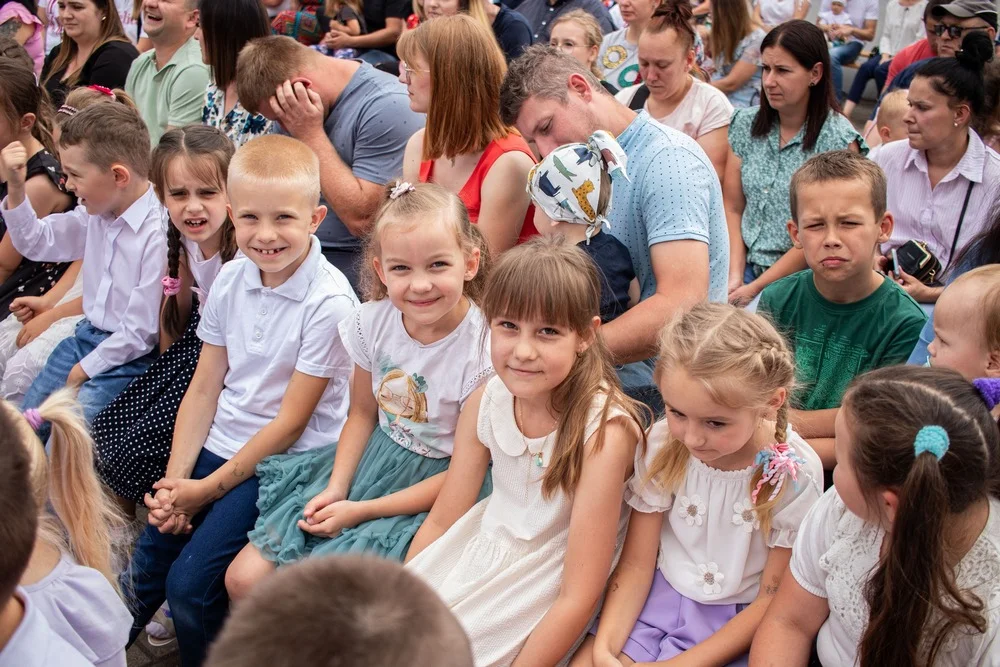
[
  {"xmin": 515, "ymin": 0, "xmax": 615, "ymax": 42},
  {"xmin": 236, "ymin": 36, "xmax": 425, "ymax": 289}
]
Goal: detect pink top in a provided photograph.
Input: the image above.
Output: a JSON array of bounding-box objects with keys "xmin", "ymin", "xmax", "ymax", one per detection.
[
  {"xmin": 0, "ymin": 3, "xmax": 44, "ymax": 75},
  {"xmin": 615, "ymin": 77, "xmax": 733, "ymax": 140}
]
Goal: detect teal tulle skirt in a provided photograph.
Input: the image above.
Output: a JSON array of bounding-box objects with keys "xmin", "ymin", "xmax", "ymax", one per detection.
[{"xmin": 247, "ymin": 427, "xmax": 490, "ymax": 566}]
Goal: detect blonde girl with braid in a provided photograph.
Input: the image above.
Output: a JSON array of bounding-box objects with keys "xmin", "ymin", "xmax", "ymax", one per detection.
[{"xmin": 573, "ymin": 303, "xmax": 823, "ymax": 667}]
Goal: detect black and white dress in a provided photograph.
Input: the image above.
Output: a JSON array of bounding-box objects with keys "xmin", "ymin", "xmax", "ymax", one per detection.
[{"xmin": 93, "ymin": 239, "xmax": 225, "ymax": 502}]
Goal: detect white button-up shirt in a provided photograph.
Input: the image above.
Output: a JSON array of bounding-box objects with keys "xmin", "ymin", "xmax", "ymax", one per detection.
[
  {"xmin": 197, "ymin": 237, "xmax": 359, "ymax": 460},
  {"xmin": 2, "ymin": 186, "xmax": 167, "ymax": 377},
  {"xmin": 875, "ymin": 130, "xmax": 1000, "ymax": 270}
]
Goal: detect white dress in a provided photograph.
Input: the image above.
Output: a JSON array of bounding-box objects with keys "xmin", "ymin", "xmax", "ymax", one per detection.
[{"xmin": 407, "ymin": 376, "xmax": 631, "ymax": 667}]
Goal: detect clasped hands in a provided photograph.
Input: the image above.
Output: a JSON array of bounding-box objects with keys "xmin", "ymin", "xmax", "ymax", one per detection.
[{"xmin": 144, "ymin": 477, "xmax": 213, "ymax": 535}]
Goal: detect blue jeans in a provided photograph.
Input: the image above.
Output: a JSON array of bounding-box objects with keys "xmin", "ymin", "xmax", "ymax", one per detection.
[
  {"xmin": 830, "ymin": 41, "xmax": 864, "ymax": 103},
  {"xmin": 358, "ymin": 49, "xmax": 397, "ymax": 66},
  {"xmin": 846, "ymin": 54, "xmax": 890, "ymax": 103},
  {"xmin": 21, "ymin": 319, "xmax": 155, "ymax": 441},
  {"xmin": 617, "ymin": 358, "xmax": 663, "ymax": 422},
  {"xmin": 123, "ymin": 449, "xmax": 260, "ymax": 667}
]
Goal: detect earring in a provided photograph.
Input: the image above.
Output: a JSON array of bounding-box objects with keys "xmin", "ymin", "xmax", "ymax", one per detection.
[
  {"xmin": 954, "ymin": 121, "xmax": 959, "ymax": 127},
  {"xmin": 809, "ymin": 81, "xmax": 816, "ymax": 87}
]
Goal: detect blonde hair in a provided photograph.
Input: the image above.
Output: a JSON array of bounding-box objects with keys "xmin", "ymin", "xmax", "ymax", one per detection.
[
  {"xmin": 397, "ymin": 15, "xmax": 512, "ymax": 161},
  {"xmin": 649, "ymin": 303, "xmax": 795, "ymax": 533},
  {"xmin": 57, "ymin": 87, "xmax": 138, "ymax": 125},
  {"xmin": 481, "ymin": 237, "xmax": 648, "ymax": 498},
  {"xmin": 377, "ymin": 369, "xmax": 430, "ymax": 422},
  {"xmin": 235, "ymin": 36, "xmax": 311, "ymax": 116},
  {"xmin": 362, "ymin": 182, "xmax": 491, "ymax": 303},
  {"xmin": 228, "ymin": 134, "xmax": 321, "ymax": 204},
  {"xmin": 550, "ymin": 10, "xmax": 604, "ymax": 79},
  {"xmin": 948, "ymin": 264, "xmax": 1000, "ymax": 354},
  {"xmin": 876, "ymin": 89, "xmax": 909, "ymax": 133},
  {"xmin": 5, "ymin": 391, "xmax": 126, "ymax": 593},
  {"xmin": 326, "ymin": 0, "xmax": 364, "ymax": 20}
]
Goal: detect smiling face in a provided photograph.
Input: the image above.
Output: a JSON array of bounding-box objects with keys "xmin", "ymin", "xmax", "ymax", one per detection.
[
  {"xmin": 59, "ymin": 143, "xmax": 121, "ymax": 215},
  {"xmin": 928, "ymin": 279, "xmax": 997, "ymax": 380},
  {"xmin": 228, "ymin": 177, "xmax": 324, "ymax": 287},
  {"xmin": 637, "ymin": 28, "xmax": 694, "ymax": 102},
  {"xmin": 761, "ymin": 44, "xmax": 821, "ymax": 114},
  {"xmin": 904, "ymin": 76, "xmax": 967, "ymax": 151},
  {"xmin": 162, "ymin": 156, "xmax": 229, "ymax": 252},
  {"xmin": 142, "ymin": 0, "xmax": 197, "ymax": 41}
]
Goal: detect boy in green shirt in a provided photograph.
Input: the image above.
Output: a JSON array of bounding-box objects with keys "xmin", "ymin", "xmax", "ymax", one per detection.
[{"xmin": 758, "ymin": 151, "xmax": 927, "ymax": 469}]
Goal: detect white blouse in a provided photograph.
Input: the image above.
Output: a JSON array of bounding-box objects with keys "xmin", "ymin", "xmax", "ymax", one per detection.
[
  {"xmin": 878, "ymin": 0, "xmax": 928, "ymax": 56},
  {"xmin": 791, "ymin": 489, "xmax": 1000, "ymax": 666},
  {"xmin": 628, "ymin": 420, "xmax": 824, "ymax": 604},
  {"xmin": 181, "ymin": 236, "xmax": 225, "ymax": 309}
]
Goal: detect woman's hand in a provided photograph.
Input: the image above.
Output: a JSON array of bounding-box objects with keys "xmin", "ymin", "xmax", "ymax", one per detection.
[
  {"xmin": 151, "ymin": 477, "xmax": 213, "ymax": 527},
  {"xmin": 297, "ymin": 499, "xmax": 367, "ymax": 538},
  {"xmin": 729, "ymin": 281, "xmax": 760, "ymax": 307},
  {"xmin": 893, "ymin": 267, "xmax": 941, "ymax": 303}
]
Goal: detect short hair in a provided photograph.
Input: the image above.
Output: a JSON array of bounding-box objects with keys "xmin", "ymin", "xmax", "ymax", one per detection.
[
  {"xmin": 949, "ymin": 264, "xmax": 1000, "ymax": 353},
  {"xmin": 0, "ymin": 401, "xmax": 38, "ymax": 603},
  {"xmin": 228, "ymin": 134, "xmax": 321, "ymax": 205},
  {"xmin": 789, "ymin": 150, "xmax": 887, "ymax": 223},
  {"xmin": 236, "ymin": 36, "xmax": 311, "ymax": 116},
  {"xmin": 876, "ymin": 89, "xmax": 909, "ymax": 131},
  {"xmin": 199, "ymin": 0, "xmax": 270, "ymax": 92},
  {"xmin": 397, "ymin": 15, "xmax": 511, "ymax": 160},
  {"xmin": 58, "ymin": 102, "xmax": 151, "ymax": 176},
  {"xmin": 500, "ymin": 44, "xmax": 608, "ymax": 127},
  {"xmin": 204, "ymin": 556, "xmax": 474, "ymax": 667}
]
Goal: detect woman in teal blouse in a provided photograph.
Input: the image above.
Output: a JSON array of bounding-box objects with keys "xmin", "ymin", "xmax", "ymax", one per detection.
[{"xmin": 724, "ymin": 20, "xmax": 865, "ymax": 307}]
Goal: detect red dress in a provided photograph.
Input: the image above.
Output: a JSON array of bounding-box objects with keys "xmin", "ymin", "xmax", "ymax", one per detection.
[{"xmin": 419, "ymin": 133, "xmax": 538, "ymax": 245}]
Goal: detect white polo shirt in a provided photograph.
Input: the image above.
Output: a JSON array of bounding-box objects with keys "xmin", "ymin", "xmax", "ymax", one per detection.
[{"xmin": 197, "ymin": 237, "xmax": 359, "ymax": 460}]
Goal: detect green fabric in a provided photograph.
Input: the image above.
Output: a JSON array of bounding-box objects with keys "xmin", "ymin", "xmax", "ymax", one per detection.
[
  {"xmin": 125, "ymin": 37, "xmax": 209, "ymax": 145},
  {"xmin": 729, "ymin": 108, "xmax": 867, "ymax": 273},
  {"xmin": 759, "ymin": 270, "xmax": 927, "ymax": 411}
]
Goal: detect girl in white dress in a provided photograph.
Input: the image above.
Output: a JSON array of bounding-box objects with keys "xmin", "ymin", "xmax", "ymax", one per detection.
[
  {"xmin": 406, "ymin": 237, "xmax": 648, "ymax": 667},
  {"xmin": 575, "ymin": 303, "xmax": 823, "ymax": 667},
  {"xmin": 753, "ymin": 366, "xmax": 1000, "ymax": 666}
]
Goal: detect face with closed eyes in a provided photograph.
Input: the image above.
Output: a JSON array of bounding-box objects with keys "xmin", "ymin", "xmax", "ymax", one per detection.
[{"xmin": 514, "ymin": 83, "xmax": 602, "ymax": 158}]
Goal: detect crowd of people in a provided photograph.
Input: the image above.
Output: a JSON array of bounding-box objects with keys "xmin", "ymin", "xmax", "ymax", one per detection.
[{"xmin": 1, "ymin": 0, "xmax": 1000, "ymax": 665}]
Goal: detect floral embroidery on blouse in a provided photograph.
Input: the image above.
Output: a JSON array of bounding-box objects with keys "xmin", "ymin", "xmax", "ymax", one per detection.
[
  {"xmin": 678, "ymin": 494, "xmax": 707, "ymax": 527},
  {"xmin": 697, "ymin": 562, "xmax": 725, "ymax": 595},
  {"xmin": 202, "ymin": 84, "xmax": 274, "ymax": 147},
  {"xmin": 731, "ymin": 498, "xmax": 760, "ymax": 533}
]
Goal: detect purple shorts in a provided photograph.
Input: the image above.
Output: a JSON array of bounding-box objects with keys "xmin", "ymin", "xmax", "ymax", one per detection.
[{"xmin": 590, "ymin": 569, "xmax": 750, "ymax": 665}]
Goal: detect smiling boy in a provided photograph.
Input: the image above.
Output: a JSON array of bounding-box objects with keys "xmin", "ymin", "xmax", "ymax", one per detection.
[{"xmin": 757, "ymin": 151, "xmax": 926, "ymax": 470}]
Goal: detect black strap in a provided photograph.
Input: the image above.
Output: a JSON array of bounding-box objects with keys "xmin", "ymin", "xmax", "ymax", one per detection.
[
  {"xmin": 946, "ymin": 180, "xmax": 975, "ymax": 271},
  {"xmin": 628, "ymin": 85, "xmax": 651, "ymax": 111}
]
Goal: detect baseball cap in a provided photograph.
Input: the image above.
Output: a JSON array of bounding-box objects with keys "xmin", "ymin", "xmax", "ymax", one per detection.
[{"xmin": 932, "ymin": 0, "xmax": 999, "ymax": 30}]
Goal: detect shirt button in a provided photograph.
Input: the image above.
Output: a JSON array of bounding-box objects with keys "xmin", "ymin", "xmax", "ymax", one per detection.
[
  {"xmin": 254, "ymin": 331, "xmax": 263, "ymax": 340},
  {"xmin": 259, "ymin": 308, "xmax": 267, "ymax": 315},
  {"xmin": 541, "ymin": 20, "xmax": 547, "ymax": 25}
]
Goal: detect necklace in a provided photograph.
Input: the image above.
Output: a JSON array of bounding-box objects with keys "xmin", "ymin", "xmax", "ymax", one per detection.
[{"xmin": 514, "ymin": 397, "xmax": 554, "ymax": 468}]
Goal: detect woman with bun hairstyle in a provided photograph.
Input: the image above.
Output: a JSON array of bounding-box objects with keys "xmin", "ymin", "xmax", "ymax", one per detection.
[{"xmin": 873, "ymin": 32, "xmax": 1000, "ymax": 306}]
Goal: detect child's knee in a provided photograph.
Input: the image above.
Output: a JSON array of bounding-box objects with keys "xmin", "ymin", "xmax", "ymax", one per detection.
[{"xmin": 225, "ymin": 548, "xmax": 272, "ymax": 603}]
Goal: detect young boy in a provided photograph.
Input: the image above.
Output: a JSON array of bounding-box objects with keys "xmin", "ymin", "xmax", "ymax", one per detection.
[
  {"xmin": 204, "ymin": 556, "xmax": 474, "ymax": 667},
  {"xmin": 122, "ymin": 134, "xmax": 359, "ymax": 666},
  {"xmin": 0, "ymin": 104, "xmax": 165, "ymax": 431},
  {"xmin": 758, "ymin": 151, "xmax": 927, "ymax": 469},
  {"xmin": 867, "ymin": 89, "xmax": 909, "ymax": 159},
  {"xmin": 0, "ymin": 405, "xmax": 90, "ymax": 666}
]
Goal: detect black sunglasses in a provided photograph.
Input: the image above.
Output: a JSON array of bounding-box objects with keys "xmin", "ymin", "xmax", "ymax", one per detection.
[{"xmin": 932, "ymin": 23, "xmax": 988, "ymax": 38}]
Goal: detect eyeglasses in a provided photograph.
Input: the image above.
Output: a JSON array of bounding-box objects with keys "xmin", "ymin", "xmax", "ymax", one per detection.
[
  {"xmin": 932, "ymin": 23, "xmax": 988, "ymax": 39},
  {"xmin": 398, "ymin": 61, "xmax": 428, "ymax": 83}
]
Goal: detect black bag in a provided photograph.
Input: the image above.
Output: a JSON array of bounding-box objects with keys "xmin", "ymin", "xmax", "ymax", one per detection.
[{"xmin": 887, "ymin": 180, "xmax": 974, "ymax": 285}]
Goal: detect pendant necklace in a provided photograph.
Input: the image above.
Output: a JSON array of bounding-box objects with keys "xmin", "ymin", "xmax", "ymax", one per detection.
[{"xmin": 515, "ymin": 397, "xmax": 551, "ymax": 468}]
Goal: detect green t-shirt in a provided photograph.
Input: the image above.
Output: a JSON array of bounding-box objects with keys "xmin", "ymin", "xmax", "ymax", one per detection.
[{"xmin": 759, "ymin": 270, "xmax": 927, "ymax": 411}]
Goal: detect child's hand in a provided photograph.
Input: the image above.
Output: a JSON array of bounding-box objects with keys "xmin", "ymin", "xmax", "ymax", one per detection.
[
  {"xmin": 10, "ymin": 295, "xmax": 53, "ymax": 324},
  {"xmin": 728, "ymin": 282, "xmax": 759, "ymax": 308},
  {"xmin": 302, "ymin": 487, "xmax": 347, "ymax": 520},
  {"xmin": 66, "ymin": 363, "xmax": 89, "ymax": 387},
  {"xmin": 0, "ymin": 141, "xmax": 28, "ymax": 190},
  {"xmin": 152, "ymin": 477, "xmax": 212, "ymax": 524},
  {"xmin": 297, "ymin": 499, "xmax": 367, "ymax": 538},
  {"xmin": 16, "ymin": 310, "xmax": 58, "ymax": 348},
  {"xmin": 593, "ymin": 648, "xmax": 623, "ymax": 667}
]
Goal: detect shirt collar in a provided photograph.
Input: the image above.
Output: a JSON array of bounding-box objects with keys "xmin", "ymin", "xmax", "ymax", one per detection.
[
  {"xmin": 241, "ymin": 235, "xmax": 322, "ymax": 301},
  {"xmin": 153, "ymin": 36, "xmax": 199, "ymax": 73},
  {"xmin": 903, "ymin": 128, "xmax": 986, "ymax": 183},
  {"xmin": 104, "ymin": 184, "xmax": 158, "ymax": 232}
]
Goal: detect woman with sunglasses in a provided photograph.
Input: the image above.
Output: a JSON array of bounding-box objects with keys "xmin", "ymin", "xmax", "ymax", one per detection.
[{"xmin": 397, "ymin": 14, "xmax": 537, "ymax": 254}]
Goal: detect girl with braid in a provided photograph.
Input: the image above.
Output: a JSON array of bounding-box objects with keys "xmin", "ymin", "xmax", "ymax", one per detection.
[
  {"xmin": 93, "ymin": 124, "xmax": 237, "ymax": 518},
  {"xmin": 573, "ymin": 303, "xmax": 823, "ymax": 667}
]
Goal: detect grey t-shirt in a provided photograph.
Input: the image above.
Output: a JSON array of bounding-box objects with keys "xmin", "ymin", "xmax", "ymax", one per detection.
[{"xmin": 316, "ymin": 63, "xmax": 425, "ymax": 251}]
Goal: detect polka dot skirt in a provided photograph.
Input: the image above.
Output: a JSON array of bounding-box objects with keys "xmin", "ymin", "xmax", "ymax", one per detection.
[{"xmin": 93, "ymin": 311, "xmax": 202, "ymax": 502}]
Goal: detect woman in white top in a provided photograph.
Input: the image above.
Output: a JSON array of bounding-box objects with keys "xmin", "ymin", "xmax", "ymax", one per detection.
[
  {"xmin": 753, "ymin": 0, "xmax": 809, "ymax": 31},
  {"xmin": 752, "ymin": 367, "xmax": 1000, "ymax": 666},
  {"xmin": 843, "ymin": 0, "xmax": 927, "ymax": 117},
  {"xmin": 615, "ymin": 0, "xmax": 733, "ymax": 180},
  {"xmin": 597, "ymin": 0, "xmax": 658, "ymax": 90}
]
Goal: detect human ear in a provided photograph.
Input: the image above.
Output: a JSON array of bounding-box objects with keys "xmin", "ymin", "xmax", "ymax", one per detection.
[
  {"xmin": 880, "ymin": 489, "xmax": 899, "ymax": 524},
  {"xmin": 373, "ymin": 255, "xmax": 388, "ymax": 287},
  {"xmin": 111, "ymin": 164, "xmax": 131, "ymax": 187},
  {"xmin": 568, "ymin": 73, "xmax": 593, "ymax": 102},
  {"xmin": 463, "ymin": 246, "xmax": 481, "ymax": 282},
  {"xmin": 787, "ymin": 219, "xmax": 802, "ymax": 248},
  {"xmin": 19, "ymin": 113, "xmax": 35, "ymax": 134},
  {"xmin": 877, "ymin": 211, "xmax": 894, "ymax": 244},
  {"xmin": 986, "ymin": 349, "xmax": 1000, "ymax": 378},
  {"xmin": 577, "ymin": 315, "xmax": 601, "ymax": 354},
  {"xmin": 309, "ymin": 205, "xmax": 326, "ymax": 233},
  {"xmin": 810, "ymin": 63, "xmax": 823, "ymax": 87}
]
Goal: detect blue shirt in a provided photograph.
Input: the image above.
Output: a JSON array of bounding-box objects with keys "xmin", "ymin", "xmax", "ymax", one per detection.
[
  {"xmin": 612, "ymin": 111, "xmax": 729, "ymax": 304},
  {"xmin": 579, "ymin": 231, "xmax": 635, "ymax": 323}
]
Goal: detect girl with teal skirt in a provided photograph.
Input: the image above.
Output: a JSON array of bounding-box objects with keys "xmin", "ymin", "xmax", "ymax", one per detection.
[{"xmin": 225, "ymin": 181, "xmax": 495, "ymax": 599}]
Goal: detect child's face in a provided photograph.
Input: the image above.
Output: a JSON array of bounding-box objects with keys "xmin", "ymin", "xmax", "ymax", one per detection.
[
  {"xmin": 789, "ymin": 179, "xmax": 891, "ymax": 288},
  {"xmin": 374, "ymin": 214, "xmax": 479, "ymax": 332},
  {"xmin": 490, "ymin": 314, "xmax": 597, "ymax": 403},
  {"xmin": 162, "ymin": 156, "xmax": 229, "ymax": 251},
  {"xmin": 928, "ymin": 280, "xmax": 998, "ymax": 380},
  {"xmin": 831, "ymin": 2, "xmax": 844, "ymax": 14},
  {"xmin": 59, "ymin": 143, "xmax": 124, "ymax": 216},
  {"xmin": 659, "ymin": 367, "xmax": 763, "ymax": 470},
  {"xmin": 832, "ymin": 408, "xmax": 872, "ymax": 521},
  {"xmin": 228, "ymin": 177, "xmax": 324, "ymax": 287}
]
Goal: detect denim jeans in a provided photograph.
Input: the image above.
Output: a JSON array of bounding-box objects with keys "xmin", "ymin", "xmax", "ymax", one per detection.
[
  {"xmin": 617, "ymin": 358, "xmax": 664, "ymax": 422},
  {"xmin": 122, "ymin": 449, "xmax": 260, "ymax": 667},
  {"xmin": 21, "ymin": 319, "xmax": 155, "ymax": 440},
  {"xmin": 358, "ymin": 49, "xmax": 398, "ymax": 66},
  {"xmin": 829, "ymin": 41, "xmax": 864, "ymax": 103},
  {"xmin": 846, "ymin": 54, "xmax": 890, "ymax": 104}
]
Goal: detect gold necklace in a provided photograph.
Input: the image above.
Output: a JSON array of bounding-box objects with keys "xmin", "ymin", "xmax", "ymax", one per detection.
[{"xmin": 515, "ymin": 397, "xmax": 554, "ymax": 468}]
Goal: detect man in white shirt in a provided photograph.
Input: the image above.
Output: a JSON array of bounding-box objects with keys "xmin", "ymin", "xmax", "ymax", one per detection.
[
  {"xmin": 0, "ymin": 103, "xmax": 166, "ymax": 435},
  {"xmin": 821, "ymin": 0, "xmax": 879, "ymax": 103}
]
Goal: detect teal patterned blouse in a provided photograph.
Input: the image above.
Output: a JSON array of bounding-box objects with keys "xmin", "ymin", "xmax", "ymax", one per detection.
[{"xmin": 729, "ymin": 107, "xmax": 867, "ymax": 273}]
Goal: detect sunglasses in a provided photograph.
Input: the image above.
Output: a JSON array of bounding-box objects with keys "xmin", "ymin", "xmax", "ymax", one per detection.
[{"xmin": 932, "ymin": 23, "xmax": 988, "ymax": 38}]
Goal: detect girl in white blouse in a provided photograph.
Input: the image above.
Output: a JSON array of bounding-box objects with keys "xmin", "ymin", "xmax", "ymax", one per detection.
[
  {"xmin": 574, "ymin": 303, "xmax": 823, "ymax": 667},
  {"xmin": 752, "ymin": 366, "xmax": 1000, "ymax": 666}
]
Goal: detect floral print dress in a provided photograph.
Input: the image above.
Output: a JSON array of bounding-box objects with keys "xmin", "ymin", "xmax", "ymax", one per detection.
[{"xmin": 202, "ymin": 84, "xmax": 275, "ymax": 147}]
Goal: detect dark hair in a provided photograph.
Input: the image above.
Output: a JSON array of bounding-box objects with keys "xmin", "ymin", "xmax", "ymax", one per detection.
[
  {"xmin": 205, "ymin": 556, "xmax": 474, "ymax": 667},
  {"xmin": 151, "ymin": 126, "xmax": 238, "ymax": 340},
  {"xmin": 843, "ymin": 366, "xmax": 998, "ymax": 666},
  {"xmin": 0, "ymin": 35, "xmax": 33, "ymax": 71},
  {"xmin": 953, "ymin": 201, "xmax": 1000, "ymax": 270},
  {"xmin": 199, "ymin": 0, "xmax": 270, "ymax": 91},
  {"xmin": 915, "ymin": 31, "xmax": 994, "ymax": 119},
  {"xmin": 789, "ymin": 150, "xmax": 887, "ymax": 222},
  {"xmin": 645, "ymin": 0, "xmax": 695, "ymax": 51},
  {"xmin": 0, "ymin": 402, "xmax": 38, "ymax": 603},
  {"xmin": 43, "ymin": 0, "xmax": 130, "ymax": 90},
  {"xmin": 0, "ymin": 61, "xmax": 57, "ymax": 156},
  {"xmin": 752, "ymin": 20, "xmax": 838, "ymax": 151}
]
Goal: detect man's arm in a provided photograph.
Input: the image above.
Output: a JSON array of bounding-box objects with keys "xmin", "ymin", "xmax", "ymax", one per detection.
[{"xmin": 849, "ymin": 18, "xmax": 877, "ymax": 43}]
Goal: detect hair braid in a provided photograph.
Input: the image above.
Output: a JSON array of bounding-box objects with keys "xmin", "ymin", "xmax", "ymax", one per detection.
[{"xmin": 161, "ymin": 225, "xmax": 185, "ymax": 341}]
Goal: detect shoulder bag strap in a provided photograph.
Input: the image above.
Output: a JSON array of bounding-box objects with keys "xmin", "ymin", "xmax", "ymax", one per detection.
[{"xmin": 945, "ymin": 180, "xmax": 975, "ymax": 271}]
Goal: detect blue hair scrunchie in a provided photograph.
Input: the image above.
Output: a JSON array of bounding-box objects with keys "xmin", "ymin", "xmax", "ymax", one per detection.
[{"xmin": 913, "ymin": 425, "xmax": 950, "ymax": 461}]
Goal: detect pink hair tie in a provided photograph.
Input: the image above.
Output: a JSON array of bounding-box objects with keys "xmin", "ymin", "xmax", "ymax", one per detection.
[
  {"xmin": 88, "ymin": 85, "xmax": 115, "ymax": 100},
  {"xmin": 161, "ymin": 276, "xmax": 182, "ymax": 296},
  {"xmin": 23, "ymin": 408, "xmax": 43, "ymax": 431},
  {"xmin": 751, "ymin": 442, "xmax": 807, "ymax": 504}
]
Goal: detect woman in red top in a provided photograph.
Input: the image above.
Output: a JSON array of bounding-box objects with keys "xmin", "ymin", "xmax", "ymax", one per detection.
[{"xmin": 398, "ymin": 14, "xmax": 537, "ymax": 253}]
